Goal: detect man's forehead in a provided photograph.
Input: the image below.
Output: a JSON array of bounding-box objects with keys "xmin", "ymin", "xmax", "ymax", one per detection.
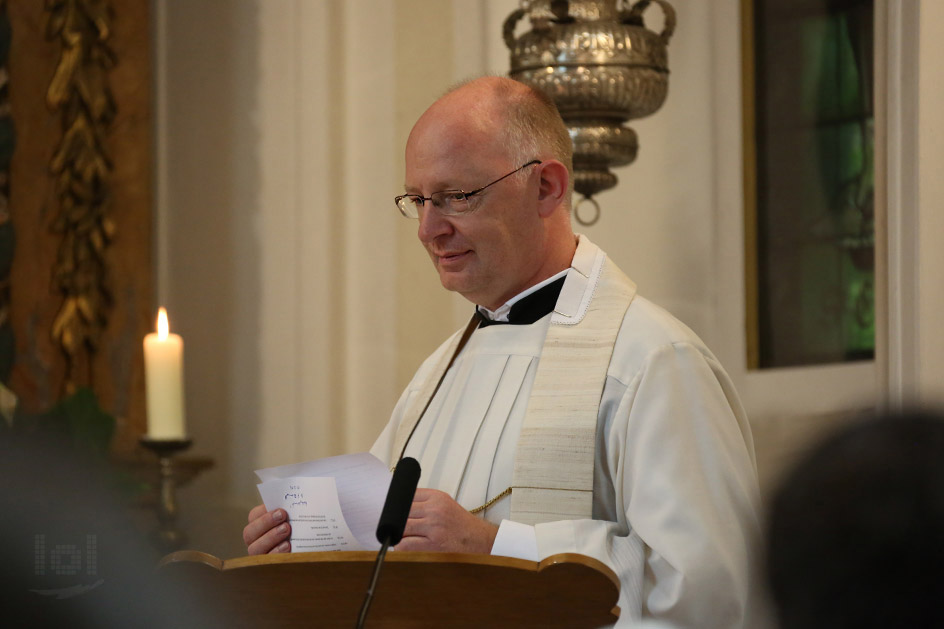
[
  {"xmin": 410, "ymin": 109, "xmax": 483, "ymax": 151},
  {"xmin": 405, "ymin": 123, "xmax": 501, "ymax": 185},
  {"xmin": 402, "ymin": 152, "xmax": 476, "ymax": 193}
]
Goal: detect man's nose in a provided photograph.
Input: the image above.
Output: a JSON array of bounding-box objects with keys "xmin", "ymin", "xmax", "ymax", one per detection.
[{"xmin": 417, "ymin": 203, "xmax": 453, "ymax": 242}]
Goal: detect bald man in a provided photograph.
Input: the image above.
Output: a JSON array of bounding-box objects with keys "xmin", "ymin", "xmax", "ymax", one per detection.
[{"xmin": 245, "ymin": 77, "xmax": 765, "ymax": 628}]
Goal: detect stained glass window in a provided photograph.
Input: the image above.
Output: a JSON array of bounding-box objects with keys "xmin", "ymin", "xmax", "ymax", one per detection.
[{"xmin": 746, "ymin": 0, "xmax": 874, "ymax": 368}]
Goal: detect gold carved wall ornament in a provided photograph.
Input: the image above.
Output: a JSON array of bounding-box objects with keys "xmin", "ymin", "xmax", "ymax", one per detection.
[{"xmin": 45, "ymin": 0, "xmax": 116, "ymax": 392}]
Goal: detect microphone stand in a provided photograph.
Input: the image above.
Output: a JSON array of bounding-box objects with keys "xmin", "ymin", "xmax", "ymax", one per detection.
[
  {"xmin": 356, "ymin": 456, "xmax": 419, "ymax": 628},
  {"xmin": 355, "ymin": 538, "xmax": 392, "ymax": 629}
]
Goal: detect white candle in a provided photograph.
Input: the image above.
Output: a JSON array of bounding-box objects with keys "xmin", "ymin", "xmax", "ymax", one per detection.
[{"xmin": 144, "ymin": 307, "xmax": 186, "ymax": 440}]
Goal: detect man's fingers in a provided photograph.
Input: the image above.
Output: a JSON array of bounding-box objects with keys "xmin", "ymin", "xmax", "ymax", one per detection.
[
  {"xmin": 248, "ymin": 503, "xmax": 267, "ymax": 523},
  {"xmin": 242, "ymin": 507, "xmax": 288, "ymax": 552},
  {"xmin": 408, "ymin": 488, "xmax": 446, "ymax": 519},
  {"xmin": 394, "ymin": 535, "xmax": 427, "ymax": 552},
  {"xmin": 402, "ymin": 514, "xmax": 426, "ymax": 540},
  {"xmin": 412, "ymin": 488, "xmax": 435, "ymax": 502},
  {"xmin": 242, "ymin": 507, "xmax": 286, "ymax": 545},
  {"xmin": 401, "ymin": 489, "xmax": 499, "ymax": 554},
  {"xmin": 247, "ymin": 520, "xmax": 292, "ymax": 555},
  {"xmin": 268, "ymin": 540, "xmax": 291, "ymax": 554}
]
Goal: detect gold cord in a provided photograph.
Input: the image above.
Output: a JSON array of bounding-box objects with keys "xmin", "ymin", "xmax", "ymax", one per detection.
[{"xmin": 469, "ymin": 487, "xmax": 512, "ymax": 514}]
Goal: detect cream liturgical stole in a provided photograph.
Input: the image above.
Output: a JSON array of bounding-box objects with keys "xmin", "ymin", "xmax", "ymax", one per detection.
[{"xmin": 391, "ymin": 237, "xmax": 636, "ymax": 525}]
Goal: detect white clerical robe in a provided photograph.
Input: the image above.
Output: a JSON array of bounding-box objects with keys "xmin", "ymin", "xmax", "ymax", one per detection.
[{"xmin": 371, "ymin": 237, "xmax": 767, "ymax": 628}]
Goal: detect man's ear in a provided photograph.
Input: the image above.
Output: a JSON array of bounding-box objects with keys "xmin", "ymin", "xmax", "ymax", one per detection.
[{"xmin": 536, "ymin": 160, "xmax": 569, "ymax": 218}]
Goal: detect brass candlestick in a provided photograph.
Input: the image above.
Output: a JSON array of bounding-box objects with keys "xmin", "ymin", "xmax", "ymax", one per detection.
[{"xmin": 140, "ymin": 437, "xmax": 193, "ymax": 551}]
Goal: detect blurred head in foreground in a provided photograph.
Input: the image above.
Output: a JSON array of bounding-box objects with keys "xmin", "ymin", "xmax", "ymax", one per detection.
[
  {"xmin": 0, "ymin": 431, "xmax": 214, "ymax": 628},
  {"xmin": 766, "ymin": 409, "xmax": 944, "ymax": 629}
]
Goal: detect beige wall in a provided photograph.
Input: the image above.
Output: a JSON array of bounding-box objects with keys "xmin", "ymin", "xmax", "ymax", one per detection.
[{"xmin": 155, "ymin": 0, "xmax": 942, "ymax": 558}]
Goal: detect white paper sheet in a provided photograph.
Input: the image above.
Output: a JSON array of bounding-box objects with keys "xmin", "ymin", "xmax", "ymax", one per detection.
[
  {"xmin": 255, "ymin": 452, "xmax": 392, "ymax": 552},
  {"xmin": 257, "ymin": 477, "xmax": 363, "ymax": 551}
]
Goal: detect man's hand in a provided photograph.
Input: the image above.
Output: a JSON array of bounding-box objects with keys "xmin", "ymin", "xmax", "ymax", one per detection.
[
  {"xmin": 396, "ymin": 489, "xmax": 498, "ymax": 553},
  {"xmin": 243, "ymin": 504, "xmax": 291, "ymax": 555}
]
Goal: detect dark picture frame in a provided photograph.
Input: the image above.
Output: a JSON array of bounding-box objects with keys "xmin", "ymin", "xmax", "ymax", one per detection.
[{"xmin": 742, "ymin": 0, "xmax": 875, "ymax": 369}]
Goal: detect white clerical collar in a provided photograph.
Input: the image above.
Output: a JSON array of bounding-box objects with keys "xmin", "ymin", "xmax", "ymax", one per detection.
[{"xmin": 477, "ymin": 269, "xmax": 570, "ymax": 322}]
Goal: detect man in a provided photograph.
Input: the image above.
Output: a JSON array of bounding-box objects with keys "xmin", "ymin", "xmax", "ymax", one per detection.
[{"xmin": 244, "ymin": 76, "xmax": 764, "ymax": 627}]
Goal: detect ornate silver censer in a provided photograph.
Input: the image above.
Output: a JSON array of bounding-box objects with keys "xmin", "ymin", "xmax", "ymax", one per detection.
[{"xmin": 504, "ymin": 0, "xmax": 676, "ymax": 224}]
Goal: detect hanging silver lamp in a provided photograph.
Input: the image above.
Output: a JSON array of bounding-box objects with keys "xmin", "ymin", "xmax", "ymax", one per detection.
[{"xmin": 504, "ymin": 0, "xmax": 676, "ymax": 224}]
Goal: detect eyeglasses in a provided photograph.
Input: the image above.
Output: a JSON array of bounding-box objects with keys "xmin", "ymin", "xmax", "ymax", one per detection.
[{"xmin": 395, "ymin": 160, "xmax": 541, "ymax": 219}]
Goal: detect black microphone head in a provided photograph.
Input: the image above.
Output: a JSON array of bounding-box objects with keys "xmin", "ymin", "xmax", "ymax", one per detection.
[{"xmin": 375, "ymin": 457, "xmax": 421, "ymax": 546}]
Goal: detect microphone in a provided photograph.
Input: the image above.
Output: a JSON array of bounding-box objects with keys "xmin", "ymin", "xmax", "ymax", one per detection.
[
  {"xmin": 375, "ymin": 457, "xmax": 421, "ymax": 545},
  {"xmin": 356, "ymin": 457, "xmax": 421, "ymax": 629}
]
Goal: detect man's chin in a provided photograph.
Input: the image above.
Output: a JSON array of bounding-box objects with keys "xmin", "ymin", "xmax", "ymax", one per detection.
[
  {"xmin": 438, "ymin": 275, "xmax": 466, "ymax": 295},
  {"xmin": 438, "ymin": 272, "xmax": 476, "ymax": 302}
]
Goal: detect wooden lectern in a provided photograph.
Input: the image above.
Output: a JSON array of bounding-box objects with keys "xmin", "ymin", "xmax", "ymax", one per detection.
[{"xmin": 158, "ymin": 550, "xmax": 620, "ymax": 627}]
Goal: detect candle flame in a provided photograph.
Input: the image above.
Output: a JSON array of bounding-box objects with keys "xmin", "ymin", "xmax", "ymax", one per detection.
[{"xmin": 157, "ymin": 307, "xmax": 169, "ymax": 340}]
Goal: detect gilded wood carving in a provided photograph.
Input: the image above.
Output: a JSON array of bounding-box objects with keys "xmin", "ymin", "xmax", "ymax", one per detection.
[{"xmin": 45, "ymin": 0, "xmax": 116, "ymax": 391}]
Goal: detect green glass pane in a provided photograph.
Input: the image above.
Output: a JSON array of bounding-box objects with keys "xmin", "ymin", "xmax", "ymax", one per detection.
[{"xmin": 754, "ymin": 0, "xmax": 874, "ymax": 368}]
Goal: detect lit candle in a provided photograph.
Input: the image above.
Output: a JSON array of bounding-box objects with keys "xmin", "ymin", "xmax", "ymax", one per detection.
[{"xmin": 144, "ymin": 307, "xmax": 186, "ymax": 440}]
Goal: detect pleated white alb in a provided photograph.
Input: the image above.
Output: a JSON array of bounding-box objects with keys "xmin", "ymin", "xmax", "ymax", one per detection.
[{"xmin": 390, "ymin": 236, "xmax": 636, "ymax": 524}]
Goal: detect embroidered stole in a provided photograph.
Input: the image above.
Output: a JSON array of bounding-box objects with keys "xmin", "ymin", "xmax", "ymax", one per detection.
[{"xmin": 510, "ymin": 251, "xmax": 636, "ymax": 524}]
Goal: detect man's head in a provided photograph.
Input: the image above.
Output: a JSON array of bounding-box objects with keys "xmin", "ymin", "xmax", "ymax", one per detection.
[
  {"xmin": 403, "ymin": 76, "xmax": 575, "ymax": 310},
  {"xmin": 766, "ymin": 410, "xmax": 944, "ymax": 628}
]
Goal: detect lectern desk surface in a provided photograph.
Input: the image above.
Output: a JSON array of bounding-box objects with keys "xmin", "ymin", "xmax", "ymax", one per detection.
[{"xmin": 158, "ymin": 549, "xmax": 620, "ymax": 628}]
